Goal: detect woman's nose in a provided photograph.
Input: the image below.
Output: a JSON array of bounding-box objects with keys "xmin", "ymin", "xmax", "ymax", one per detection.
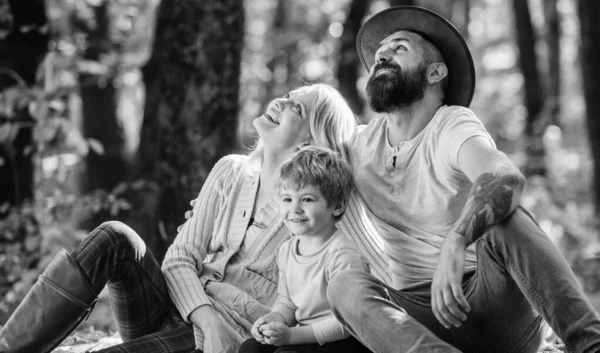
[{"xmin": 273, "ymin": 99, "xmax": 284, "ymax": 111}]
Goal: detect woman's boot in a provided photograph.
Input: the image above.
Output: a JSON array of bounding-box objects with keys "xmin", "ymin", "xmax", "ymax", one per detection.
[{"xmin": 0, "ymin": 249, "xmax": 98, "ymax": 353}]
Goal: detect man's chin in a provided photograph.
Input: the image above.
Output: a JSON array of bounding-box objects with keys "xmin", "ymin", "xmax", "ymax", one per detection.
[{"xmin": 368, "ymin": 98, "xmax": 397, "ymax": 113}]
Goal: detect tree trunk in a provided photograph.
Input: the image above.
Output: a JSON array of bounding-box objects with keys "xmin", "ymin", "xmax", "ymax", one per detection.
[
  {"xmin": 389, "ymin": 0, "xmax": 415, "ymax": 7},
  {"xmin": 578, "ymin": 0, "xmax": 600, "ymax": 218},
  {"xmin": 0, "ymin": 0, "xmax": 47, "ymax": 214},
  {"xmin": 418, "ymin": 0, "xmax": 453, "ymax": 22},
  {"xmin": 337, "ymin": 0, "xmax": 370, "ymax": 121},
  {"xmin": 452, "ymin": 0, "xmax": 470, "ymax": 40},
  {"xmin": 512, "ymin": 0, "xmax": 546, "ymax": 177},
  {"xmin": 79, "ymin": 2, "xmax": 133, "ymax": 193},
  {"xmin": 137, "ymin": 0, "xmax": 244, "ymax": 260},
  {"xmin": 545, "ymin": 0, "xmax": 561, "ymax": 127}
]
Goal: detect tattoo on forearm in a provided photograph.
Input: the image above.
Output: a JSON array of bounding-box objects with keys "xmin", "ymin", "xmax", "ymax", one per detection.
[{"xmin": 455, "ymin": 173, "xmax": 521, "ymax": 244}]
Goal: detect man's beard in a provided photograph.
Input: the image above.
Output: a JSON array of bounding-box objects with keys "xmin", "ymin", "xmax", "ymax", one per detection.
[{"xmin": 366, "ymin": 62, "xmax": 428, "ymax": 113}]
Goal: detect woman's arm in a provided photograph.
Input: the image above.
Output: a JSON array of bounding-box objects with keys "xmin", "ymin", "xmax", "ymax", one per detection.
[{"xmin": 161, "ymin": 156, "xmax": 238, "ymax": 322}]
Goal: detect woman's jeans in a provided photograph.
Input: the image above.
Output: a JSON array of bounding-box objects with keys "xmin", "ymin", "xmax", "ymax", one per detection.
[
  {"xmin": 70, "ymin": 221, "xmax": 196, "ymax": 352},
  {"xmin": 328, "ymin": 208, "xmax": 600, "ymax": 353}
]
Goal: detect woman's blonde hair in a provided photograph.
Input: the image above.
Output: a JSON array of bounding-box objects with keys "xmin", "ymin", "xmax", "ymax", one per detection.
[
  {"xmin": 250, "ymin": 83, "xmax": 357, "ymax": 162},
  {"xmin": 306, "ymin": 83, "xmax": 357, "ymax": 161}
]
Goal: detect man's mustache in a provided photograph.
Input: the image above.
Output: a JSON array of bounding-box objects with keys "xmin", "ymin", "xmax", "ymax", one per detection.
[{"xmin": 372, "ymin": 62, "xmax": 401, "ymax": 76}]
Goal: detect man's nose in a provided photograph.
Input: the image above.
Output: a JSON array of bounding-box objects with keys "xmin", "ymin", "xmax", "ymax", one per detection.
[{"xmin": 375, "ymin": 49, "xmax": 391, "ymax": 64}]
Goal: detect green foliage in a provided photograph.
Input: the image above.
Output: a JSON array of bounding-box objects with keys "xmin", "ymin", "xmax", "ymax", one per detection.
[{"xmin": 0, "ymin": 0, "xmax": 12, "ymax": 40}]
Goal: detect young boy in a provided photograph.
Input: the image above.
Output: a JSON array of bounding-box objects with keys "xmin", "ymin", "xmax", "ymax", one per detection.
[{"xmin": 239, "ymin": 146, "xmax": 371, "ymax": 353}]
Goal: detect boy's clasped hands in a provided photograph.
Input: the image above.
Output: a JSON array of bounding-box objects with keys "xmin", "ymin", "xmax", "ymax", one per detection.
[{"xmin": 251, "ymin": 315, "xmax": 290, "ymax": 346}]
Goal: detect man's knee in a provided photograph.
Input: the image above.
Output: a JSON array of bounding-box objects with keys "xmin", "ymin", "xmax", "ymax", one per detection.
[{"xmin": 483, "ymin": 207, "xmax": 547, "ymax": 246}]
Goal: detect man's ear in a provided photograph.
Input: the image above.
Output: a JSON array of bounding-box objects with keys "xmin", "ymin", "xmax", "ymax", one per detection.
[
  {"xmin": 427, "ymin": 62, "xmax": 448, "ymax": 84},
  {"xmin": 333, "ymin": 200, "xmax": 346, "ymax": 217}
]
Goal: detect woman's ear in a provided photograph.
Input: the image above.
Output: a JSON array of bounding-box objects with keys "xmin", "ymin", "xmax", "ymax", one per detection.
[
  {"xmin": 333, "ymin": 200, "xmax": 346, "ymax": 217},
  {"xmin": 427, "ymin": 62, "xmax": 448, "ymax": 84}
]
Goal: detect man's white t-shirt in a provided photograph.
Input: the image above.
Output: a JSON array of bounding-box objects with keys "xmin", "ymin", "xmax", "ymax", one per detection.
[{"xmin": 348, "ymin": 105, "xmax": 496, "ymax": 289}]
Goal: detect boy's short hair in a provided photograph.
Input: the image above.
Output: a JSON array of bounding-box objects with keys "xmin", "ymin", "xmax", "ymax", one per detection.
[{"xmin": 278, "ymin": 146, "xmax": 354, "ymax": 219}]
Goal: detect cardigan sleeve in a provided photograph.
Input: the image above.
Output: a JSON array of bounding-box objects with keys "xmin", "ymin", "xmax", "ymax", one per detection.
[
  {"xmin": 337, "ymin": 190, "xmax": 391, "ymax": 284},
  {"xmin": 161, "ymin": 155, "xmax": 240, "ymax": 322}
]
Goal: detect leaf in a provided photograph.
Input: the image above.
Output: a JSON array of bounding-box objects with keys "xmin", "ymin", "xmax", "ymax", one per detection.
[
  {"xmin": 0, "ymin": 124, "xmax": 11, "ymax": 143},
  {"xmin": 88, "ymin": 138, "xmax": 104, "ymax": 155},
  {"xmin": 65, "ymin": 129, "xmax": 89, "ymax": 156},
  {"xmin": 24, "ymin": 235, "xmax": 41, "ymax": 252},
  {"xmin": 28, "ymin": 100, "xmax": 47, "ymax": 121}
]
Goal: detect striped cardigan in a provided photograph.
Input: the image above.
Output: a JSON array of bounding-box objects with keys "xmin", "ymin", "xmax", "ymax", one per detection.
[{"xmin": 161, "ymin": 154, "xmax": 390, "ymax": 349}]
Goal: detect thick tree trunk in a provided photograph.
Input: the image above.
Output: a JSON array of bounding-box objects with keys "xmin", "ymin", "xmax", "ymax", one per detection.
[
  {"xmin": 452, "ymin": 0, "xmax": 470, "ymax": 40},
  {"xmin": 0, "ymin": 0, "xmax": 47, "ymax": 213},
  {"xmin": 337, "ymin": 0, "xmax": 370, "ymax": 120},
  {"xmin": 545, "ymin": 0, "xmax": 561, "ymax": 127},
  {"xmin": 578, "ymin": 0, "xmax": 600, "ymax": 218},
  {"xmin": 389, "ymin": 0, "xmax": 415, "ymax": 7},
  {"xmin": 513, "ymin": 0, "xmax": 546, "ymax": 177},
  {"xmin": 79, "ymin": 2, "xmax": 133, "ymax": 193},
  {"xmin": 137, "ymin": 0, "xmax": 244, "ymax": 260}
]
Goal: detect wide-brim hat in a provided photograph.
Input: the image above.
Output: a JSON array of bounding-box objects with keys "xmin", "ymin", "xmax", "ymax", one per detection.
[{"xmin": 357, "ymin": 6, "xmax": 475, "ymax": 107}]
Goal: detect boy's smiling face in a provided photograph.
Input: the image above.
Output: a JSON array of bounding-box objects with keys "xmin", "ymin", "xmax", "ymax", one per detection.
[{"xmin": 279, "ymin": 184, "xmax": 341, "ymax": 238}]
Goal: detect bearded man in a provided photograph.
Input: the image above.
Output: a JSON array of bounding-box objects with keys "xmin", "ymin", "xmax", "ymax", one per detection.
[{"xmin": 328, "ymin": 6, "xmax": 600, "ymax": 353}]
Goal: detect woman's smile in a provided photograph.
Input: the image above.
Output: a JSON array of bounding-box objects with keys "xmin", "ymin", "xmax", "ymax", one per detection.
[{"xmin": 263, "ymin": 111, "xmax": 280, "ymax": 125}]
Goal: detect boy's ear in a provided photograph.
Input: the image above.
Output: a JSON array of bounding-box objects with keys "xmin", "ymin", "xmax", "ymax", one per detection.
[{"xmin": 333, "ymin": 201, "xmax": 346, "ymax": 217}]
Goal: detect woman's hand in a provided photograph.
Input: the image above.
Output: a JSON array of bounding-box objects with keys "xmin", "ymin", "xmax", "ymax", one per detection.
[
  {"xmin": 191, "ymin": 306, "xmax": 240, "ymax": 353},
  {"xmin": 260, "ymin": 322, "xmax": 290, "ymax": 346}
]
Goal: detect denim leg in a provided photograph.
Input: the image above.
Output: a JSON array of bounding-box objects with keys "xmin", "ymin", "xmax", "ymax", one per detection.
[
  {"xmin": 478, "ymin": 207, "xmax": 600, "ymax": 353},
  {"xmin": 327, "ymin": 270, "xmax": 461, "ymax": 353},
  {"xmin": 93, "ymin": 311, "xmax": 195, "ymax": 353},
  {"xmin": 71, "ymin": 221, "xmax": 172, "ymax": 342}
]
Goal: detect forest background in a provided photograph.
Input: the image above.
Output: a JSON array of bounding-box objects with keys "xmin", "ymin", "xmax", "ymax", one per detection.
[{"xmin": 0, "ymin": 0, "xmax": 599, "ymax": 351}]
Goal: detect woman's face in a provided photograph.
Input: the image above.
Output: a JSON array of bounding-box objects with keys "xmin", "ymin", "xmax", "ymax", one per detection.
[{"xmin": 253, "ymin": 87, "xmax": 316, "ymax": 150}]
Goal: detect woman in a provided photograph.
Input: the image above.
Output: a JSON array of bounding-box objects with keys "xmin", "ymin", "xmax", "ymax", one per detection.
[{"xmin": 0, "ymin": 84, "xmax": 388, "ymax": 353}]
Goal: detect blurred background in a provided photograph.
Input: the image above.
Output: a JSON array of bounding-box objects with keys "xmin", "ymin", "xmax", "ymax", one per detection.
[{"xmin": 0, "ymin": 0, "xmax": 599, "ymax": 347}]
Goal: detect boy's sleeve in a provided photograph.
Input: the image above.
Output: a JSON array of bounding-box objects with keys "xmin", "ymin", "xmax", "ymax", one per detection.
[
  {"xmin": 312, "ymin": 247, "xmax": 368, "ymax": 345},
  {"xmin": 326, "ymin": 247, "xmax": 370, "ymax": 282},
  {"xmin": 269, "ymin": 243, "xmax": 297, "ymax": 326},
  {"xmin": 311, "ymin": 315, "xmax": 351, "ymax": 345}
]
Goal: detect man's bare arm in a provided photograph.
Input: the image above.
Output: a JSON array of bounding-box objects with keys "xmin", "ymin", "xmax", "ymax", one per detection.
[{"xmin": 453, "ymin": 171, "xmax": 523, "ymax": 245}]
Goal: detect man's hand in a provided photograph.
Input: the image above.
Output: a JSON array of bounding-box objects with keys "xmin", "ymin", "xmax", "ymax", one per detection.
[
  {"xmin": 260, "ymin": 322, "xmax": 291, "ymax": 346},
  {"xmin": 177, "ymin": 199, "xmax": 197, "ymax": 232},
  {"xmin": 431, "ymin": 232, "xmax": 470, "ymax": 329}
]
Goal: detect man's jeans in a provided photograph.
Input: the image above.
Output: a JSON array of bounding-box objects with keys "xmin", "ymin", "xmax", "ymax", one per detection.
[{"xmin": 328, "ymin": 208, "xmax": 600, "ymax": 353}]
